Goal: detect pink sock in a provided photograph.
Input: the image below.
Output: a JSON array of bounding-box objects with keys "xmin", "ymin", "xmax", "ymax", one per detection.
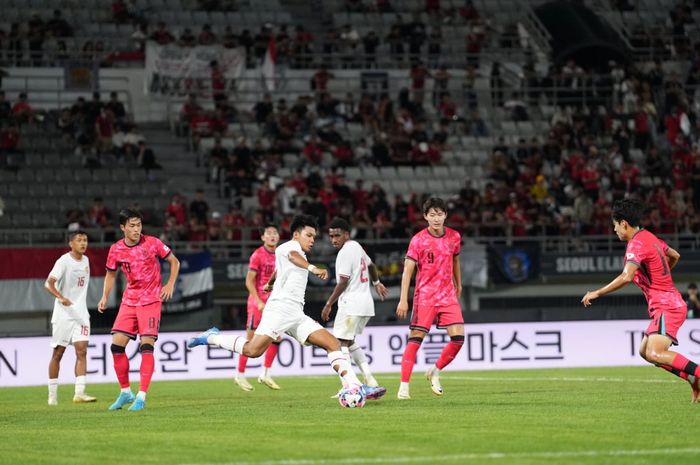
[
  {"xmin": 112, "ymin": 352, "xmax": 130, "ymax": 389},
  {"xmin": 264, "ymin": 343, "xmax": 279, "ymax": 368},
  {"xmin": 401, "ymin": 339, "xmax": 422, "ymax": 383},
  {"xmin": 435, "ymin": 337, "xmax": 465, "ymax": 370},
  {"xmin": 659, "ymin": 364, "xmax": 689, "ymax": 381},
  {"xmin": 238, "ymin": 355, "xmax": 248, "ymax": 374},
  {"xmin": 139, "ymin": 350, "xmax": 155, "ymax": 393},
  {"xmin": 671, "ymin": 353, "xmax": 700, "ymax": 378}
]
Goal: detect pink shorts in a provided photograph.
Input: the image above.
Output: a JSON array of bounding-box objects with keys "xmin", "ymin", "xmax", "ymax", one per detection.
[
  {"xmin": 410, "ymin": 303, "xmax": 464, "ymax": 332},
  {"xmin": 246, "ymin": 302, "xmax": 263, "ymax": 330},
  {"xmin": 112, "ymin": 301, "xmax": 162, "ymax": 340},
  {"xmin": 646, "ymin": 306, "xmax": 687, "ymax": 345}
]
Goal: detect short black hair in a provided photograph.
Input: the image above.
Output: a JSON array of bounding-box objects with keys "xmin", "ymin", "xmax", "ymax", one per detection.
[
  {"xmin": 119, "ymin": 208, "xmax": 143, "ymax": 226},
  {"xmin": 260, "ymin": 223, "xmax": 279, "ymax": 235},
  {"xmin": 290, "ymin": 215, "xmax": 318, "ymax": 234},
  {"xmin": 327, "ymin": 217, "xmax": 351, "ymax": 232},
  {"xmin": 422, "ymin": 197, "xmax": 448, "ymax": 215},
  {"xmin": 689, "ymin": 283, "xmax": 698, "ymax": 290},
  {"xmin": 612, "ymin": 199, "xmax": 645, "ymax": 227},
  {"xmin": 68, "ymin": 230, "xmax": 88, "ymax": 241}
]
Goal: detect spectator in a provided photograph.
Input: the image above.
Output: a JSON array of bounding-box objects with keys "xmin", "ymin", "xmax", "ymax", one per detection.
[
  {"xmin": 165, "ymin": 194, "xmax": 187, "ymax": 226},
  {"xmin": 179, "ymin": 28, "xmax": 197, "ymax": 47},
  {"xmin": 106, "ymin": 92, "xmax": 127, "ymax": 123},
  {"xmin": 189, "ymin": 189, "xmax": 210, "ymax": 223},
  {"xmin": 95, "ymin": 108, "xmax": 115, "ymax": 154},
  {"xmin": 12, "ymin": 93, "xmax": 33, "ymax": 123},
  {"xmin": 88, "ymin": 197, "xmax": 111, "ymax": 228},
  {"xmin": 198, "ymin": 24, "xmax": 217, "ymax": 45},
  {"xmin": 150, "ymin": 22, "xmax": 175, "ymax": 45},
  {"xmin": 0, "ymin": 91, "xmax": 12, "ymax": 123},
  {"xmin": 47, "ymin": 10, "xmax": 73, "ymax": 38},
  {"xmin": 686, "ymin": 283, "xmax": 700, "ymax": 318},
  {"xmin": 363, "ymin": 31, "xmax": 380, "ymax": 68},
  {"xmin": 136, "ymin": 141, "xmax": 161, "ymax": 177}
]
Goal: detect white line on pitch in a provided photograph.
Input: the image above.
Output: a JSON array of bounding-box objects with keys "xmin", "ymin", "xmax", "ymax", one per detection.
[
  {"xmin": 306, "ymin": 375, "xmax": 675, "ymax": 384},
  {"xmin": 180, "ymin": 447, "xmax": 700, "ymax": 465}
]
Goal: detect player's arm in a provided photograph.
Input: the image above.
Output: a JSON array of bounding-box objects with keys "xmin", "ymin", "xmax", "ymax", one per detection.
[
  {"xmin": 396, "ymin": 258, "xmax": 416, "ymax": 319},
  {"xmin": 289, "ymin": 250, "xmax": 328, "ymax": 280},
  {"xmin": 98, "ymin": 270, "xmax": 117, "ymax": 313},
  {"xmin": 246, "ymin": 269, "xmax": 265, "ymax": 310},
  {"xmin": 161, "ymin": 253, "xmax": 180, "ymax": 301},
  {"xmin": 321, "ymin": 276, "xmax": 350, "ymax": 322},
  {"xmin": 666, "ymin": 246, "xmax": 680, "ymax": 270},
  {"xmin": 368, "ymin": 263, "xmax": 388, "ymax": 300},
  {"xmin": 44, "ymin": 277, "xmax": 72, "ymax": 306},
  {"xmin": 263, "ymin": 270, "xmax": 276, "ymax": 292},
  {"xmin": 581, "ymin": 261, "xmax": 639, "ymax": 307},
  {"xmin": 452, "ymin": 254, "xmax": 462, "ymax": 299}
]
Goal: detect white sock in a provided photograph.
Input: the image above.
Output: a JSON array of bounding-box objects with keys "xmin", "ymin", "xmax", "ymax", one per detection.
[
  {"xmin": 400, "ymin": 381, "xmax": 410, "ymax": 390},
  {"xmin": 75, "ymin": 375, "xmax": 86, "ymax": 395},
  {"xmin": 208, "ymin": 335, "xmax": 247, "ymax": 354},
  {"xmin": 328, "ymin": 350, "xmax": 361, "ymax": 387},
  {"xmin": 262, "ymin": 367, "xmax": 270, "ymax": 378},
  {"xmin": 121, "ymin": 387, "xmax": 131, "ymax": 394},
  {"xmin": 689, "ymin": 375, "xmax": 696, "ymax": 384},
  {"xmin": 136, "ymin": 391, "xmax": 147, "ymax": 401},
  {"xmin": 349, "ymin": 343, "xmax": 372, "ymax": 378},
  {"xmin": 433, "ymin": 365, "xmax": 442, "ymax": 374},
  {"xmin": 48, "ymin": 379, "xmax": 58, "ymax": 398}
]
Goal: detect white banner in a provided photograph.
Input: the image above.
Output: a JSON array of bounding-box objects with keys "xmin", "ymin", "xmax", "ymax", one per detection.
[
  {"xmin": 3, "ymin": 320, "xmax": 700, "ymax": 387},
  {"xmin": 145, "ymin": 41, "xmax": 245, "ymax": 96}
]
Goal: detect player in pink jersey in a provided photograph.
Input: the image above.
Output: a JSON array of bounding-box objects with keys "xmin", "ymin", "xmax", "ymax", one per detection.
[
  {"xmin": 235, "ymin": 224, "xmax": 282, "ymax": 391},
  {"xmin": 396, "ymin": 197, "xmax": 464, "ymax": 400},
  {"xmin": 582, "ymin": 199, "xmax": 700, "ymax": 402},
  {"xmin": 98, "ymin": 208, "xmax": 180, "ymax": 411}
]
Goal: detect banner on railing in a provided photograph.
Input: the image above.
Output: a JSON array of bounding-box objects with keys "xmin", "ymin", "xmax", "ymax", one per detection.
[
  {"xmin": 541, "ymin": 251, "xmax": 700, "ymax": 276},
  {"xmin": 145, "ymin": 41, "xmax": 246, "ymax": 96},
  {"xmin": 3, "ymin": 319, "xmax": 700, "ymax": 387}
]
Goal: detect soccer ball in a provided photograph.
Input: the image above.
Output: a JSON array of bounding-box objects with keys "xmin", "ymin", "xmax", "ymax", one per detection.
[{"xmin": 338, "ymin": 385, "xmax": 366, "ymax": 408}]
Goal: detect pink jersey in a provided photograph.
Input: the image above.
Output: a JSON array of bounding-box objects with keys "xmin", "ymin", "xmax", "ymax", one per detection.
[
  {"xmin": 247, "ymin": 245, "xmax": 276, "ymax": 306},
  {"xmin": 406, "ymin": 227, "xmax": 461, "ymax": 308},
  {"xmin": 106, "ymin": 235, "xmax": 172, "ymax": 307},
  {"xmin": 625, "ymin": 229, "xmax": 685, "ymax": 314}
]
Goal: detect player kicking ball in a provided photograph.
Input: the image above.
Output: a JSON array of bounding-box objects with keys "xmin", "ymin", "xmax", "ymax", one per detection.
[
  {"xmin": 322, "ymin": 217, "xmax": 388, "ymax": 396},
  {"xmin": 396, "ymin": 197, "xmax": 465, "ymax": 400},
  {"xmin": 45, "ymin": 230, "xmax": 97, "ymax": 405},
  {"xmin": 188, "ymin": 215, "xmax": 386, "ymax": 401},
  {"xmin": 582, "ymin": 199, "xmax": 700, "ymax": 402}
]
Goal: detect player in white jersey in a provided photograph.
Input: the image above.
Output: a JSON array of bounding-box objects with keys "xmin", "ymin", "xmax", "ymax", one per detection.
[
  {"xmin": 322, "ymin": 217, "xmax": 388, "ymax": 390},
  {"xmin": 44, "ymin": 230, "xmax": 97, "ymax": 405},
  {"xmin": 188, "ymin": 215, "xmax": 386, "ymax": 400}
]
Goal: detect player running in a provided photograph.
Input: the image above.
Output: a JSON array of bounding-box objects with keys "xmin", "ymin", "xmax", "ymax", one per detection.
[
  {"xmin": 582, "ymin": 198, "xmax": 700, "ymax": 402},
  {"xmin": 236, "ymin": 224, "xmax": 282, "ymax": 391},
  {"xmin": 396, "ymin": 197, "xmax": 464, "ymax": 400},
  {"xmin": 45, "ymin": 230, "xmax": 97, "ymax": 405},
  {"xmin": 321, "ymin": 217, "xmax": 388, "ymax": 393},
  {"xmin": 188, "ymin": 215, "xmax": 386, "ymax": 401},
  {"xmin": 98, "ymin": 208, "xmax": 180, "ymax": 411}
]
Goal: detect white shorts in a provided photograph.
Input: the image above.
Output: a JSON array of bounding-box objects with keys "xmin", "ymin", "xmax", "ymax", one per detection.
[
  {"xmin": 255, "ymin": 299, "xmax": 323, "ymax": 345},
  {"xmin": 51, "ymin": 320, "xmax": 90, "ymax": 348},
  {"xmin": 333, "ymin": 313, "xmax": 371, "ymax": 341}
]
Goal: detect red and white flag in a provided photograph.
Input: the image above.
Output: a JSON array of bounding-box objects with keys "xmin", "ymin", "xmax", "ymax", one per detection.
[{"xmin": 261, "ymin": 35, "xmax": 276, "ymax": 92}]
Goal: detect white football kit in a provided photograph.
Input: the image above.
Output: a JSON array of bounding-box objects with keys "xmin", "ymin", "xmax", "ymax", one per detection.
[
  {"xmin": 47, "ymin": 253, "xmax": 91, "ymax": 348},
  {"xmin": 255, "ymin": 240, "xmax": 323, "ymax": 344},
  {"xmin": 333, "ymin": 240, "xmax": 375, "ymax": 340}
]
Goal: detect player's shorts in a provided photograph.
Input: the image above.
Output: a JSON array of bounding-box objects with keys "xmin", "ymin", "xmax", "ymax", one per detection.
[
  {"xmin": 410, "ymin": 303, "xmax": 464, "ymax": 332},
  {"xmin": 646, "ymin": 306, "xmax": 687, "ymax": 345},
  {"xmin": 333, "ymin": 313, "xmax": 371, "ymax": 341},
  {"xmin": 51, "ymin": 320, "xmax": 90, "ymax": 348},
  {"xmin": 255, "ymin": 299, "xmax": 323, "ymax": 345},
  {"xmin": 112, "ymin": 301, "xmax": 162, "ymax": 340},
  {"xmin": 246, "ymin": 300, "xmax": 265, "ymax": 330}
]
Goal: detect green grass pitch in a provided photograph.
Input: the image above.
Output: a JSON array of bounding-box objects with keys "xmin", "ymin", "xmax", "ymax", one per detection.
[{"xmin": 1, "ymin": 367, "xmax": 699, "ymax": 465}]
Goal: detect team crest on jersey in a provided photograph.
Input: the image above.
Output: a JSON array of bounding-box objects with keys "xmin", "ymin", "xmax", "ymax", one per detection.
[{"xmin": 626, "ymin": 253, "xmax": 635, "ymax": 260}]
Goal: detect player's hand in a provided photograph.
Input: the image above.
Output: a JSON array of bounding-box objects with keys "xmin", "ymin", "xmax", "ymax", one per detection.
[
  {"xmin": 263, "ymin": 282, "xmax": 273, "ymax": 293},
  {"xmin": 59, "ymin": 297, "xmax": 73, "ymax": 306},
  {"xmin": 97, "ymin": 297, "xmax": 107, "ymax": 313},
  {"xmin": 456, "ymin": 285, "xmax": 463, "ymax": 299},
  {"xmin": 161, "ymin": 283, "xmax": 175, "ymax": 301},
  {"xmin": 581, "ymin": 290, "xmax": 599, "ymax": 307},
  {"xmin": 374, "ymin": 282, "xmax": 389, "ymax": 301},
  {"xmin": 321, "ymin": 303, "xmax": 333, "ymax": 322},
  {"xmin": 312, "ymin": 267, "xmax": 329, "ymax": 280},
  {"xmin": 256, "ymin": 298, "xmax": 265, "ymax": 311},
  {"xmin": 396, "ymin": 300, "xmax": 409, "ymax": 319}
]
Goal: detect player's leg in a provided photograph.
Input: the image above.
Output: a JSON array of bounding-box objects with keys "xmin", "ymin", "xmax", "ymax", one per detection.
[
  {"xmin": 399, "ymin": 305, "xmax": 436, "ymax": 399},
  {"xmin": 48, "ymin": 344, "xmax": 66, "ymax": 406},
  {"xmin": 129, "ymin": 302, "xmax": 162, "ymax": 411},
  {"xmin": 258, "ymin": 336, "xmax": 282, "ymax": 390},
  {"xmin": 426, "ymin": 306, "xmax": 466, "ymax": 396},
  {"xmin": 108, "ymin": 304, "xmax": 138, "ymax": 410},
  {"xmin": 334, "ymin": 313, "xmax": 377, "ymax": 387},
  {"xmin": 234, "ymin": 327, "xmax": 255, "ymax": 392},
  {"xmin": 72, "ymin": 340, "xmax": 96, "ymax": 403}
]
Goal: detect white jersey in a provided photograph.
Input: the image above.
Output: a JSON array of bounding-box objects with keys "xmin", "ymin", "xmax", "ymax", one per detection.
[
  {"xmin": 336, "ymin": 240, "xmax": 375, "ymax": 316},
  {"xmin": 47, "ymin": 253, "xmax": 90, "ymax": 324},
  {"xmin": 268, "ymin": 240, "xmax": 309, "ymax": 305}
]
